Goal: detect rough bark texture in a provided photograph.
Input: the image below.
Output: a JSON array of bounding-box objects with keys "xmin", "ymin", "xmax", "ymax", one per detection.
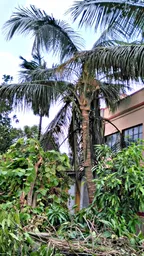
[{"xmin": 80, "ymin": 95, "xmax": 95, "ymax": 204}]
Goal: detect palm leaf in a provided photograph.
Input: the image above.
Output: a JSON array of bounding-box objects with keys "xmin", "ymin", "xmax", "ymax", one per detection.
[
  {"xmin": 68, "ymin": 0, "xmax": 144, "ymax": 38},
  {"xmin": 19, "ymin": 56, "xmax": 39, "ymax": 70},
  {"xmin": 58, "ymin": 45, "xmax": 144, "ymax": 82},
  {"xmin": 0, "ymin": 80, "xmax": 70, "ymax": 116},
  {"xmin": 92, "ymin": 24, "xmax": 128, "ymax": 48},
  {"xmin": 41, "ymin": 130, "xmax": 59, "ymax": 151},
  {"xmin": 99, "ymin": 81, "xmax": 131, "ymax": 109},
  {"xmin": 41, "ymin": 101, "xmax": 71, "ymax": 150},
  {"xmin": 94, "ymin": 37, "xmax": 144, "ymax": 48},
  {"xmin": 19, "ymin": 54, "xmax": 49, "ymax": 83},
  {"xmin": 3, "ymin": 5, "xmax": 84, "ymax": 61}
]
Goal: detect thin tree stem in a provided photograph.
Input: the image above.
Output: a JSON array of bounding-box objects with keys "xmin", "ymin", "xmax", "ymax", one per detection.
[{"xmin": 38, "ymin": 114, "xmax": 43, "ymax": 141}]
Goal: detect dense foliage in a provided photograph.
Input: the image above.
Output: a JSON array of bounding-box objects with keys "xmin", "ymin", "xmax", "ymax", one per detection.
[
  {"xmin": 91, "ymin": 143, "xmax": 144, "ymax": 236},
  {"xmin": 0, "ymin": 95, "xmax": 20, "ymax": 154},
  {"xmin": 0, "ymin": 138, "xmax": 71, "ymax": 229},
  {"xmin": 0, "ymin": 75, "xmax": 20, "ymax": 153},
  {"xmin": 0, "ymin": 139, "xmax": 144, "ymax": 254}
]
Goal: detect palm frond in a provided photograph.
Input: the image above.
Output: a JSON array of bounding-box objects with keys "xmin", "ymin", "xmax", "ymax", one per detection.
[
  {"xmin": 94, "ymin": 39, "xmax": 144, "ymax": 48},
  {"xmin": 41, "ymin": 130, "xmax": 59, "ymax": 151},
  {"xmin": 68, "ymin": 104, "xmax": 82, "ymax": 163},
  {"xmin": 3, "ymin": 5, "xmax": 84, "ymax": 61},
  {"xmin": 68, "ymin": 0, "xmax": 144, "ymax": 38},
  {"xmin": 19, "ymin": 55, "xmax": 49, "ymax": 82},
  {"xmin": 58, "ymin": 45, "xmax": 144, "ymax": 82},
  {"xmin": 19, "ymin": 56, "xmax": 39, "ymax": 70},
  {"xmin": 99, "ymin": 81, "xmax": 131, "ymax": 110},
  {"xmin": 92, "ymin": 23, "xmax": 128, "ymax": 48},
  {"xmin": 41, "ymin": 101, "xmax": 72, "ymax": 150},
  {"xmin": 0, "ymin": 80, "xmax": 70, "ymax": 116},
  {"xmin": 44, "ymin": 101, "xmax": 71, "ymax": 134}
]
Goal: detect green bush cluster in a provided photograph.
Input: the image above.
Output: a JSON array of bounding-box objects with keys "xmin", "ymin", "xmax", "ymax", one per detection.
[
  {"xmin": 91, "ymin": 143, "xmax": 144, "ymax": 236},
  {"xmin": 0, "ymin": 138, "xmax": 71, "ymax": 230}
]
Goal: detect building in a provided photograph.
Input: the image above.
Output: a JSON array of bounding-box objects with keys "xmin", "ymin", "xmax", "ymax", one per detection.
[{"xmin": 103, "ymin": 88, "xmax": 144, "ymax": 150}]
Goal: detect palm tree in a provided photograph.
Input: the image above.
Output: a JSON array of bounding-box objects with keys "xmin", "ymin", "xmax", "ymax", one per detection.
[
  {"xmin": 56, "ymin": 43, "xmax": 144, "ymax": 201},
  {"xmin": 2, "ymin": 4, "xmax": 144, "ymax": 203},
  {"xmin": 19, "ymin": 53, "xmax": 52, "ymax": 140},
  {"xmin": 2, "ymin": 5, "xmax": 83, "ymax": 145},
  {"xmin": 43, "ymin": 71, "xmax": 130, "ymax": 204}
]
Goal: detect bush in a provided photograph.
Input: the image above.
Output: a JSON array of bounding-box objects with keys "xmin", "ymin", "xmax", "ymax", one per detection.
[
  {"xmin": 0, "ymin": 138, "xmax": 72, "ymax": 230},
  {"xmin": 92, "ymin": 142, "xmax": 144, "ymax": 236}
]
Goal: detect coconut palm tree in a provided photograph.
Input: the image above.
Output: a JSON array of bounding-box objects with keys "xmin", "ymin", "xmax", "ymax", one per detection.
[
  {"xmin": 19, "ymin": 52, "xmax": 74, "ymax": 149},
  {"xmin": 19, "ymin": 53, "xmax": 52, "ymax": 140},
  {"xmin": 42, "ymin": 60, "xmax": 131, "ymax": 203},
  {"xmin": 2, "ymin": 4, "xmax": 84, "ymax": 145},
  {"xmin": 55, "ymin": 43, "xmax": 144, "ymax": 201}
]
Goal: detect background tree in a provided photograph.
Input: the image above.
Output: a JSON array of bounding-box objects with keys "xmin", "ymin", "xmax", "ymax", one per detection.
[
  {"xmin": 13, "ymin": 125, "xmax": 39, "ymax": 140},
  {"xmin": 1, "ymin": 5, "xmax": 83, "ymax": 148},
  {"xmin": 19, "ymin": 53, "xmax": 53, "ymax": 140},
  {"xmin": 0, "ymin": 75, "xmax": 20, "ymax": 154}
]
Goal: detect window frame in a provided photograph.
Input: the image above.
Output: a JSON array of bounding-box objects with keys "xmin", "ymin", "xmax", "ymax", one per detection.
[
  {"xmin": 105, "ymin": 131, "xmax": 121, "ymax": 152},
  {"xmin": 122, "ymin": 124, "xmax": 143, "ymax": 147}
]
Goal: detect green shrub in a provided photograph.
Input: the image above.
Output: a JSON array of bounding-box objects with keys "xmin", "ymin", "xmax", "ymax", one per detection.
[
  {"xmin": 0, "ymin": 138, "xmax": 72, "ymax": 230},
  {"xmin": 92, "ymin": 142, "xmax": 144, "ymax": 236}
]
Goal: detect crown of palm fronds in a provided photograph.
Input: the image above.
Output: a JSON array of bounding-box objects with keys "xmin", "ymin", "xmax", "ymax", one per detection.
[{"xmin": 3, "ymin": 5, "xmax": 84, "ymax": 62}]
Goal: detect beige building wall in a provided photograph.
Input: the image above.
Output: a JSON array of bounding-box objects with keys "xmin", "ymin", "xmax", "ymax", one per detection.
[{"xmin": 103, "ymin": 88, "xmax": 144, "ymax": 137}]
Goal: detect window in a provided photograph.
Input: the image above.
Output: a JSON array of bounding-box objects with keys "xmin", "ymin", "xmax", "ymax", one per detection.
[
  {"xmin": 123, "ymin": 124, "xmax": 143, "ymax": 147},
  {"xmin": 105, "ymin": 132, "xmax": 120, "ymax": 152},
  {"xmin": 105, "ymin": 124, "xmax": 143, "ymax": 152}
]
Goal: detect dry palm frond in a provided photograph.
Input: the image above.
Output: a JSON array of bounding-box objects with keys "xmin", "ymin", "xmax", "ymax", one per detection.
[{"xmin": 29, "ymin": 231, "xmax": 139, "ymax": 255}]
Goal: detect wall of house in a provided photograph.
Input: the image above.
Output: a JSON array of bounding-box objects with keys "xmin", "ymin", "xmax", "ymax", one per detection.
[
  {"xmin": 103, "ymin": 88, "xmax": 144, "ymax": 136},
  {"xmin": 68, "ymin": 178, "xmax": 89, "ymax": 212},
  {"xmin": 80, "ymin": 177, "xmax": 89, "ymax": 209}
]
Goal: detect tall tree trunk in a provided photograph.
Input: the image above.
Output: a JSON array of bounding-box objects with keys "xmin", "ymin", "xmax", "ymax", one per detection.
[
  {"xmin": 73, "ymin": 110, "xmax": 81, "ymax": 211},
  {"xmin": 38, "ymin": 114, "xmax": 43, "ymax": 141},
  {"xmin": 80, "ymin": 95, "xmax": 95, "ymax": 204},
  {"xmin": 90, "ymin": 91, "xmax": 105, "ymax": 161}
]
